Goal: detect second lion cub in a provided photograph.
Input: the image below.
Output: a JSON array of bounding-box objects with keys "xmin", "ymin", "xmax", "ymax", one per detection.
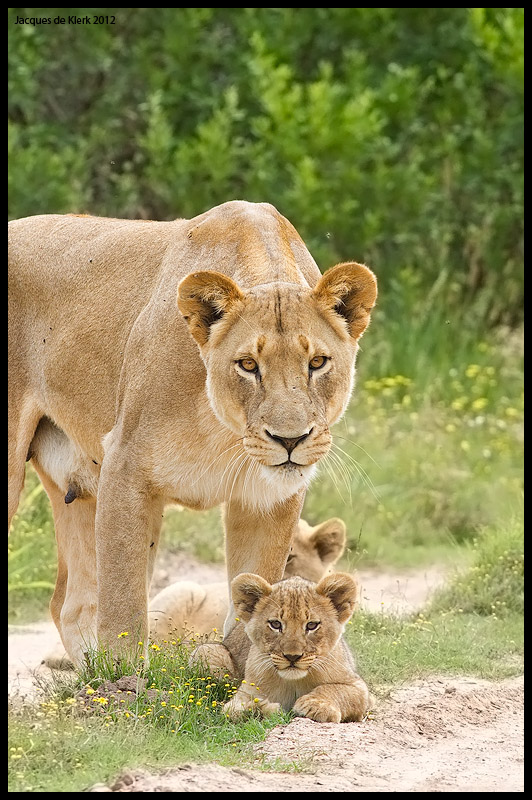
[{"xmin": 194, "ymin": 572, "xmax": 370, "ymax": 723}]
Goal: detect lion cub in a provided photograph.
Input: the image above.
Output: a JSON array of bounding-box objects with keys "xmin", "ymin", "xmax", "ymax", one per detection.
[{"xmin": 195, "ymin": 572, "xmax": 370, "ymax": 723}]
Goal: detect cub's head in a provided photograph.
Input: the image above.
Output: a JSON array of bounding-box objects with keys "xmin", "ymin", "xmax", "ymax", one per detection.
[
  {"xmin": 284, "ymin": 517, "xmax": 346, "ymax": 583},
  {"xmin": 177, "ymin": 262, "xmax": 377, "ymax": 495},
  {"xmin": 231, "ymin": 572, "xmax": 358, "ymax": 681}
]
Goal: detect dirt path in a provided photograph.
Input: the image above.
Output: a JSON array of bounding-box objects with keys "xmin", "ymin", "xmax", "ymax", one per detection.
[
  {"xmin": 87, "ymin": 676, "xmax": 523, "ymax": 793},
  {"xmin": 8, "ymin": 558, "xmax": 524, "ymax": 792}
]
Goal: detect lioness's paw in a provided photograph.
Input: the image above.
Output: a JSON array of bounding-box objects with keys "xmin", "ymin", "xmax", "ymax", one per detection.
[
  {"xmin": 42, "ymin": 645, "xmax": 75, "ymax": 671},
  {"xmin": 293, "ymin": 695, "xmax": 342, "ymax": 723}
]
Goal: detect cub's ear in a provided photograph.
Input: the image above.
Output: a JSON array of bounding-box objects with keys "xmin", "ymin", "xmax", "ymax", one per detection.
[
  {"xmin": 231, "ymin": 573, "xmax": 272, "ymax": 622},
  {"xmin": 177, "ymin": 271, "xmax": 244, "ymax": 346},
  {"xmin": 316, "ymin": 572, "xmax": 358, "ymax": 624},
  {"xmin": 309, "ymin": 518, "xmax": 347, "ymax": 567},
  {"xmin": 312, "ymin": 262, "xmax": 377, "ymax": 341}
]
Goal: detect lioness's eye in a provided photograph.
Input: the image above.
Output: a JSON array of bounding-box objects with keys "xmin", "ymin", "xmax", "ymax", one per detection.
[
  {"xmin": 309, "ymin": 355, "xmax": 327, "ymax": 370},
  {"xmin": 238, "ymin": 357, "xmax": 258, "ymax": 373},
  {"xmin": 306, "ymin": 621, "xmax": 320, "ymax": 631},
  {"xmin": 268, "ymin": 619, "xmax": 282, "ymax": 631}
]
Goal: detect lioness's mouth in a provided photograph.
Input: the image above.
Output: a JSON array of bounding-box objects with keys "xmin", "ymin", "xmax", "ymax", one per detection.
[{"xmin": 269, "ymin": 462, "xmax": 306, "ymax": 479}]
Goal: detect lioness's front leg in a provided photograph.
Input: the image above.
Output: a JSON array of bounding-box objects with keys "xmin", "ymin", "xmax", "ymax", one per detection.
[
  {"xmin": 223, "ymin": 489, "xmax": 305, "ymax": 636},
  {"xmin": 95, "ymin": 450, "xmax": 164, "ymax": 656}
]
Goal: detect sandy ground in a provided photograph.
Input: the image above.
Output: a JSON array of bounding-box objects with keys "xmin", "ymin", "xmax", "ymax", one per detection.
[
  {"xmin": 87, "ymin": 676, "xmax": 524, "ymax": 793},
  {"xmin": 8, "ymin": 556, "xmax": 524, "ymax": 793}
]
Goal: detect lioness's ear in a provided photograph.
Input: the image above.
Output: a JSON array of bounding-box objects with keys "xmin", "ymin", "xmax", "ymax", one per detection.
[
  {"xmin": 312, "ymin": 262, "xmax": 377, "ymax": 340},
  {"xmin": 231, "ymin": 573, "xmax": 272, "ymax": 622},
  {"xmin": 309, "ymin": 518, "xmax": 347, "ymax": 566},
  {"xmin": 177, "ymin": 271, "xmax": 244, "ymax": 346},
  {"xmin": 316, "ymin": 572, "xmax": 358, "ymax": 624}
]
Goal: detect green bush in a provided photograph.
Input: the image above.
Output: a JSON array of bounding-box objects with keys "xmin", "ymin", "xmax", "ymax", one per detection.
[
  {"xmin": 426, "ymin": 515, "xmax": 524, "ymax": 617},
  {"xmin": 8, "ymin": 8, "xmax": 523, "ymax": 324}
]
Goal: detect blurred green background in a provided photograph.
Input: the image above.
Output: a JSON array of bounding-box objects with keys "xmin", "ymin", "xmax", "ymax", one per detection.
[
  {"xmin": 9, "ymin": 8, "xmax": 523, "ymax": 619},
  {"xmin": 8, "ymin": 7, "xmax": 523, "ymax": 324}
]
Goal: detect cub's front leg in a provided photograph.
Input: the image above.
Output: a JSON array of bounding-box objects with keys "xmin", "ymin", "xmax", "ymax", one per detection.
[
  {"xmin": 223, "ymin": 684, "xmax": 281, "ymax": 720},
  {"xmin": 189, "ymin": 642, "xmax": 238, "ymax": 679},
  {"xmin": 293, "ymin": 680, "xmax": 371, "ymax": 723}
]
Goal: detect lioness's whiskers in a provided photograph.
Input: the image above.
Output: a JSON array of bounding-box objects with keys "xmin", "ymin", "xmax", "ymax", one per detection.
[
  {"xmin": 326, "ymin": 449, "xmax": 354, "ymax": 504},
  {"xmin": 191, "ymin": 440, "xmax": 244, "ymax": 486},
  {"xmin": 217, "ymin": 450, "xmax": 247, "ymax": 496},
  {"xmin": 227, "ymin": 452, "xmax": 250, "ymax": 506},
  {"xmin": 333, "ymin": 434, "xmax": 381, "ymax": 467},
  {"xmin": 241, "ymin": 456, "xmax": 258, "ymax": 504},
  {"xmin": 320, "ymin": 452, "xmax": 350, "ymax": 505},
  {"xmin": 331, "ymin": 442, "xmax": 380, "ymax": 501}
]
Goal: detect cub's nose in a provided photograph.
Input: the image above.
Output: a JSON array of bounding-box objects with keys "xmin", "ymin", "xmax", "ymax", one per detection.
[
  {"xmin": 265, "ymin": 429, "xmax": 312, "ymax": 455},
  {"xmin": 283, "ymin": 653, "xmax": 303, "ymax": 665}
]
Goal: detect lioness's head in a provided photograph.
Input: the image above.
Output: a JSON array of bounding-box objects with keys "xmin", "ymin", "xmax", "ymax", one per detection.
[
  {"xmin": 177, "ymin": 262, "xmax": 377, "ymax": 492},
  {"xmin": 231, "ymin": 572, "xmax": 358, "ymax": 681}
]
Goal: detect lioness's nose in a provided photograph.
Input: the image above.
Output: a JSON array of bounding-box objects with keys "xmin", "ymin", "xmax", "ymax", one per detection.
[
  {"xmin": 283, "ymin": 653, "xmax": 303, "ymax": 665},
  {"xmin": 265, "ymin": 429, "xmax": 312, "ymax": 455}
]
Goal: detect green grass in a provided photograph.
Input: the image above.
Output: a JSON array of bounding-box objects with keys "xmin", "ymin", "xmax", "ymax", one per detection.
[
  {"xmin": 8, "ymin": 475, "xmax": 56, "ymax": 624},
  {"xmin": 8, "ymin": 701, "xmax": 293, "ymax": 793},
  {"xmin": 347, "ymin": 513, "xmax": 524, "ymax": 687},
  {"xmin": 426, "ymin": 516, "xmax": 524, "ymax": 617},
  {"xmin": 8, "ymin": 634, "xmax": 294, "ymax": 793}
]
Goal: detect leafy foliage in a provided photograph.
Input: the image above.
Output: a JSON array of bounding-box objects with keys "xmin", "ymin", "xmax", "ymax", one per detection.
[{"xmin": 8, "ymin": 8, "xmax": 523, "ymax": 323}]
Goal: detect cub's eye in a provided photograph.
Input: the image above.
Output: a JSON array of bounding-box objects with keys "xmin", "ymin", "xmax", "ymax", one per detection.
[
  {"xmin": 268, "ymin": 619, "xmax": 282, "ymax": 631},
  {"xmin": 309, "ymin": 355, "xmax": 328, "ymax": 371},
  {"xmin": 306, "ymin": 621, "xmax": 320, "ymax": 631},
  {"xmin": 237, "ymin": 357, "xmax": 258, "ymax": 373},
  {"xmin": 286, "ymin": 553, "xmax": 296, "ymax": 563}
]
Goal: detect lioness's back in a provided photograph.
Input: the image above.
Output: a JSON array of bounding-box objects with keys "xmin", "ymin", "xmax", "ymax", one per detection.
[{"xmin": 8, "ymin": 214, "xmax": 181, "ymax": 294}]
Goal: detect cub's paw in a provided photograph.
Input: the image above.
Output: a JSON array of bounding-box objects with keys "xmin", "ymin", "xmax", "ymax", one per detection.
[
  {"xmin": 223, "ymin": 696, "xmax": 251, "ymax": 720},
  {"xmin": 189, "ymin": 642, "xmax": 235, "ymax": 678},
  {"xmin": 293, "ymin": 695, "xmax": 342, "ymax": 723},
  {"xmin": 259, "ymin": 700, "xmax": 282, "ymax": 717},
  {"xmin": 223, "ymin": 694, "xmax": 281, "ymax": 720}
]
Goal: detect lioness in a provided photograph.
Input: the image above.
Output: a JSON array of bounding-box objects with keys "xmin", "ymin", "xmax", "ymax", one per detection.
[
  {"xmin": 196, "ymin": 572, "xmax": 370, "ymax": 723},
  {"xmin": 8, "ymin": 200, "xmax": 377, "ymax": 664},
  {"xmin": 149, "ymin": 516, "xmax": 347, "ymax": 640}
]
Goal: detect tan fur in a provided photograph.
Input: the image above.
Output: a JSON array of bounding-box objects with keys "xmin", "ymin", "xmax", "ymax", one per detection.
[
  {"xmin": 8, "ymin": 201, "xmax": 376, "ymax": 664},
  {"xmin": 149, "ymin": 517, "xmax": 346, "ymax": 640},
  {"xmin": 194, "ymin": 573, "xmax": 370, "ymax": 723}
]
